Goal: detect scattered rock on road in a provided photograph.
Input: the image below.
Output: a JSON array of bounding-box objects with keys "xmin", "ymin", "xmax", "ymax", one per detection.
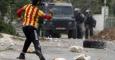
[
  {"xmin": 74, "ymin": 54, "xmax": 91, "ymax": 60},
  {"xmin": 69, "ymin": 46, "xmax": 84, "ymax": 53},
  {"xmin": 0, "ymin": 33, "xmax": 16, "ymax": 51},
  {"xmin": 53, "ymin": 58, "xmax": 67, "ymax": 60}
]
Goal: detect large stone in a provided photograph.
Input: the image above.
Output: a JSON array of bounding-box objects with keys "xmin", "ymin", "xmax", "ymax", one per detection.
[
  {"xmin": 74, "ymin": 54, "xmax": 91, "ymax": 60},
  {"xmin": 53, "ymin": 58, "xmax": 66, "ymax": 60},
  {"xmin": 27, "ymin": 47, "xmax": 35, "ymax": 53},
  {"xmin": 69, "ymin": 46, "xmax": 84, "ymax": 53}
]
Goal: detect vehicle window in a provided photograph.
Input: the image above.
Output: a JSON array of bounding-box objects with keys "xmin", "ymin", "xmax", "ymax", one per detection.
[{"xmin": 48, "ymin": 6, "xmax": 73, "ymax": 17}]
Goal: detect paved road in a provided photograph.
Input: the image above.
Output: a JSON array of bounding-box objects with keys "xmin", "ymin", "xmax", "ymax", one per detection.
[{"xmin": 0, "ymin": 37, "xmax": 115, "ymax": 60}]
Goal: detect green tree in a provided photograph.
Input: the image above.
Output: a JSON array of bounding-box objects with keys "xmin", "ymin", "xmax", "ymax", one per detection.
[
  {"xmin": 71, "ymin": 0, "xmax": 103, "ymax": 14},
  {"xmin": 0, "ymin": 0, "xmax": 16, "ymax": 35},
  {"xmin": 0, "ymin": 0, "xmax": 10, "ymax": 20}
]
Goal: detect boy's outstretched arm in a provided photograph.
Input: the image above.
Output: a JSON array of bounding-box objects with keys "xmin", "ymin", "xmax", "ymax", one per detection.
[
  {"xmin": 38, "ymin": 10, "xmax": 53, "ymax": 21},
  {"xmin": 16, "ymin": 7, "xmax": 24, "ymax": 17}
]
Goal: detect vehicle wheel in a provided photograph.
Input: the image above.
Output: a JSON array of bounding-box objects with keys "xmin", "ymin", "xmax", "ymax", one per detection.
[
  {"xmin": 51, "ymin": 31, "xmax": 61, "ymax": 38},
  {"xmin": 68, "ymin": 30, "xmax": 72, "ymax": 38},
  {"xmin": 56, "ymin": 33, "xmax": 61, "ymax": 38},
  {"xmin": 83, "ymin": 40, "xmax": 106, "ymax": 49},
  {"xmin": 71, "ymin": 29, "xmax": 77, "ymax": 39},
  {"xmin": 43, "ymin": 30, "xmax": 50, "ymax": 37}
]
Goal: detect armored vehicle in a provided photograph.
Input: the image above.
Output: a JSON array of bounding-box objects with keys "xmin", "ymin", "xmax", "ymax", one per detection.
[{"xmin": 41, "ymin": 2, "xmax": 77, "ymax": 38}]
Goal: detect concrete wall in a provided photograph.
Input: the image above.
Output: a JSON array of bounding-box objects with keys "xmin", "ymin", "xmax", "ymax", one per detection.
[
  {"xmin": 93, "ymin": 6, "xmax": 109, "ymax": 32},
  {"xmin": 93, "ymin": 14, "xmax": 104, "ymax": 31}
]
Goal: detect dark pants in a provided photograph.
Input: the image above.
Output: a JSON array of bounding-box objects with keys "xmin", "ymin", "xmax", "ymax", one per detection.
[
  {"xmin": 76, "ymin": 24, "xmax": 83, "ymax": 39},
  {"xmin": 85, "ymin": 27, "xmax": 93, "ymax": 39},
  {"xmin": 22, "ymin": 26, "xmax": 44, "ymax": 57}
]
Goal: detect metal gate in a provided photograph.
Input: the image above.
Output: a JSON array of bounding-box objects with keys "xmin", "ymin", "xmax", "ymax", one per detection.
[{"xmin": 104, "ymin": 17, "xmax": 115, "ymax": 28}]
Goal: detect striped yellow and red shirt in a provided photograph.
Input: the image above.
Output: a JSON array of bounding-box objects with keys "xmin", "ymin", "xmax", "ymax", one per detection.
[{"xmin": 17, "ymin": 4, "xmax": 46, "ymax": 28}]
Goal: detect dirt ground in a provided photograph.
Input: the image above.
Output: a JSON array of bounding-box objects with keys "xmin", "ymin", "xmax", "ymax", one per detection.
[{"xmin": 92, "ymin": 28, "xmax": 115, "ymax": 41}]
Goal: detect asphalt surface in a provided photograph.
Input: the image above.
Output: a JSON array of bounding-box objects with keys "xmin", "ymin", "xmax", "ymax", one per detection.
[{"xmin": 0, "ymin": 36, "xmax": 115, "ymax": 60}]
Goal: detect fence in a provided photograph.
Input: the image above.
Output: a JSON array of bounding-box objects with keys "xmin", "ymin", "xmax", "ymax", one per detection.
[{"xmin": 104, "ymin": 17, "xmax": 115, "ymax": 28}]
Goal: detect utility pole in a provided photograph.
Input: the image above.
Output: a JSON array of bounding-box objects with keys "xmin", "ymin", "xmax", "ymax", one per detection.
[
  {"xmin": 103, "ymin": 0, "xmax": 109, "ymax": 28},
  {"xmin": 104, "ymin": 0, "xmax": 107, "ymax": 6}
]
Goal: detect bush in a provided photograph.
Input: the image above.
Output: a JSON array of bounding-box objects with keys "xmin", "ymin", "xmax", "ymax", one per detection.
[{"xmin": 0, "ymin": 20, "xmax": 16, "ymax": 35}]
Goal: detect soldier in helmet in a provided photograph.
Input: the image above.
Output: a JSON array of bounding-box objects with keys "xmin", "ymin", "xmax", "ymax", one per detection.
[
  {"xmin": 16, "ymin": 0, "xmax": 53, "ymax": 60},
  {"xmin": 84, "ymin": 9, "xmax": 96, "ymax": 39},
  {"xmin": 74, "ymin": 8, "xmax": 84, "ymax": 39}
]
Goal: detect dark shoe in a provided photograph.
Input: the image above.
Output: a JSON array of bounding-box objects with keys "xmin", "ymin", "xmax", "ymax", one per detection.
[
  {"xmin": 40, "ymin": 56, "xmax": 45, "ymax": 60},
  {"xmin": 36, "ymin": 51, "xmax": 45, "ymax": 60},
  {"xmin": 17, "ymin": 53, "xmax": 25, "ymax": 59}
]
